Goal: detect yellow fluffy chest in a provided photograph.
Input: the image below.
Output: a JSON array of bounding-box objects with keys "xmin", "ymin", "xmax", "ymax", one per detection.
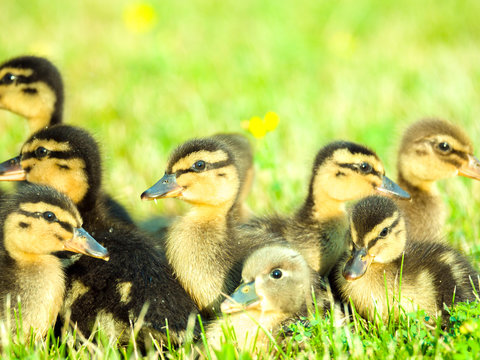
[
  {"xmin": 166, "ymin": 216, "xmax": 231, "ymax": 312},
  {"xmin": 15, "ymin": 258, "xmax": 65, "ymax": 338}
]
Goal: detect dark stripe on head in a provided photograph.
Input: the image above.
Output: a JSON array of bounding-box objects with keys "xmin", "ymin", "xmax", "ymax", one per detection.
[
  {"xmin": 166, "ymin": 138, "xmax": 234, "ymax": 174},
  {"xmin": 367, "ymin": 217, "xmax": 400, "ymax": 249},
  {"xmin": 16, "ymin": 209, "xmax": 73, "ymax": 232},
  {"xmin": 313, "ymin": 141, "xmax": 377, "ymax": 171},
  {"xmin": 175, "ymin": 159, "xmax": 233, "ymax": 177},
  {"xmin": 22, "ymin": 150, "xmax": 79, "ymax": 162},
  {"xmin": 351, "ymin": 196, "xmax": 399, "ymax": 244},
  {"xmin": 337, "ymin": 162, "xmax": 382, "ymax": 178}
]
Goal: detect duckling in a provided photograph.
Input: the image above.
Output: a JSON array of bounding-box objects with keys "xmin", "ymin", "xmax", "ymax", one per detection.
[
  {"xmin": 0, "ymin": 183, "xmax": 108, "ymax": 340},
  {"xmin": 397, "ymin": 118, "xmax": 480, "ymax": 240},
  {"xmin": 141, "ymin": 136, "xmax": 254, "ymax": 315},
  {"xmin": 204, "ymin": 245, "xmax": 324, "ymax": 356},
  {"xmin": 0, "ymin": 55, "xmax": 133, "ymax": 224},
  {"xmin": 0, "ymin": 125, "xmax": 199, "ymax": 344},
  {"xmin": 239, "ymin": 141, "xmax": 410, "ymax": 276},
  {"xmin": 0, "ymin": 55, "xmax": 63, "ymax": 133},
  {"xmin": 333, "ymin": 195, "xmax": 479, "ymax": 323}
]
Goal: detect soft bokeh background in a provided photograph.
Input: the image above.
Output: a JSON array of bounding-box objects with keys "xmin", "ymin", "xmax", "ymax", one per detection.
[{"xmin": 1, "ymin": 0, "xmax": 480, "ymax": 258}]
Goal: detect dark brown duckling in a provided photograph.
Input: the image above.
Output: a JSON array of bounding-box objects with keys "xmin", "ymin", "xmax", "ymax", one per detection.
[
  {"xmin": 141, "ymin": 136, "xmax": 254, "ymax": 316},
  {"xmin": 333, "ymin": 195, "xmax": 479, "ymax": 324},
  {"xmin": 396, "ymin": 118, "xmax": 480, "ymax": 240},
  {"xmin": 0, "ymin": 125, "xmax": 199, "ymax": 345},
  {"xmin": 238, "ymin": 141, "xmax": 410, "ymax": 276},
  {"xmin": 0, "ymin": 55, "xmax": 133, "ymax": 224},
  {"xmin": 0, "ymin": 184, "xmax": 108, "ymax": 340}
]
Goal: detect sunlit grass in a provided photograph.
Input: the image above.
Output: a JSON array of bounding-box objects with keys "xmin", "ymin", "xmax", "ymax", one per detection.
[{"xmin": 1, "ymin": 0, "xmax": 480, "ymax": 358}]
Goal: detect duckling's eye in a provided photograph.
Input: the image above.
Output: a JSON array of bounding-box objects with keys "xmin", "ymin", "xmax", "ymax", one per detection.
[
  {"xmin": 0, "ymin": 72, "xmax": 16, "ymax": 85},
  {"xmin": 379, "ymin": 227, "xmax": 389, "ymax": 237},
  {"xmin": 359, "ymin": 162, "xmax": 372, "ymax": 174},
  {"xmin": 192, "ymin": 160, "xmax": 206, "ymax": 171},
  {"xmin": 35, "ymin": 147, "xmax": 49, "ymax": 158},
  {"xmin": 43, "ymin": 211, "xmax": 57, "ymax": 222},
  {"xmin": 270, "ymin": 269, "xmax": 283, "ymax": 279},
  {"xmin": 438, "ymin": 142, "xmax": 451, "ymax": 153}
]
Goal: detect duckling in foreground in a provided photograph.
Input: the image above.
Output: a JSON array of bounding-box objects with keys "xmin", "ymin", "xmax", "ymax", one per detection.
[
  {"xmin": 141, "ymin": 136, "xmax": 254, "ymax": 316},
  {"xmin": 0, "ymin": 125, "xmax": 199, "ymax": 345},
  {"xmin": 397, "ymin": 118, "xmax": 480, "ymax": 240},
  {"xmin": 238, "ymin": 141, "xmax": 410, "ymax": 276},
  {"xmin": 204, "ymin": 245, "xmax": 324, "ymax": 356},
  {"xmin": 0, "ymin": 55, "xmax": 133, "ymax": 224},
  {"xmin": 0, "ymin": 184, "xmax": 108, "ymax": 340},
  {"xmin": 333, "ymin": 195, "xmax": 479, "ymax": 323}
]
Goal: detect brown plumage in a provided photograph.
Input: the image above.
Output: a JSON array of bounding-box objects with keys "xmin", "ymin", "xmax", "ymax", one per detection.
[
  {"xmin": 238, "ymin": 141, "xmax": 410, "ymax": 276},
  {"xmin": 0, "ymin": 125, "xmax": 199, "ymax": 345},
  {"xmin": 204, "ymin": 245, "xmax": 324, "ymax": 355},
  {"xmin": 332, "ymin": 195, "xmax": 479, "ymax": 324},
  {"xmin": 396, "ymin": 118, "xmax": 480, "ymax": 240},
  {"xmin": 141, "ymin": 135, "xmax": 254, "ymax": 316},
  {"xmin": 0, "ymin": 184, "xmax": 107, "ymax": 340}
]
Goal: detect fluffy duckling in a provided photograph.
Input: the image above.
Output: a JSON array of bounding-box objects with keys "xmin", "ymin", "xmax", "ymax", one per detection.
[
  {"xmin": 210, "ymin": 133, "xmax": 254, "ymax": 222},
  {"xmin": 0, "ymin": 55, "xmax": 133, "ymax": 224},
  {"xmin": 0, "ymin": 125, "xmax": 199, "ymax": 344},
  {"xmin": 141, "ymin": 136, "xmax": 253, "ymax": 315},
  {"xmin": 397, "ymin": 118, "xmax": 480, "ymax": 240},
  {"xmin": 204, "ymin": 245, "xmax": 323, "ymax": 355},
  {"xmin": 333, "ymin": 195, "xmax": 479, "ymax": 323},
  {"xmin": 0, "ymin": 55, "xmax": 63, "ymax": 133},
  {"xmin": 239, "ymin": 141, "xmax": 410, "ymax": 276},
  {"xmin": 0, "ymin": 184, "xmax": 108, "ymax": 340}
]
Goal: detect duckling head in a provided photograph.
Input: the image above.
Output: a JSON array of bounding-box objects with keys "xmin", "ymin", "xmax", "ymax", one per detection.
[
  {"xmin": 221, "ymin": 245, "xmax": 312, "ymax": 316},
  {"xmin": 398, "ymin": 119, "xmax": 480, "ymax": 190},
  {"xmin": 342, "ymin": 195, "xmax": 406, "ymax": 281},
  {"xmin": 0, "ymin": 125, "xmax": 101, "ymax": 212},
  {"xmin": 1, "ymin": 184, "xmax": 108, "ymax": 261},
  {"xmin": 302, "ymin": 141, "xmax": 409, "ymax": 220},
  {"xmin": 141, "ymin": 138, "xmax": 241, "ymax": 210},
  {"xmin": 0, "ymin": 56, "xmax": 64, "ymax": 133}
]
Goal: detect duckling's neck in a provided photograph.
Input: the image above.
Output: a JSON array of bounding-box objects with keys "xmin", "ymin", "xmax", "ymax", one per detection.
[
  {"xmin": 165, "ymin": 204, "xmax": 235, "ymax": 313},
  {"xmin": 13, "ymin": 254, "xmax": 65, "ymax": 339},
  {"xmin": 397, "ymin": 168, "xmax": 437, "ymax": 194},
  {"xmin": 298, "ymin": 191, "xmax": 346, "ymax": 223}
]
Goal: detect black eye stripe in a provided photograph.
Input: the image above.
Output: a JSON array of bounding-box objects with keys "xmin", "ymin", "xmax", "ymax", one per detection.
[
  {"xmin": 367, "ymin": 217, "xmax": 400, "ymax": 250},
  {"xmin": 22, "ymin": 150, "xmax": 77, "ymax": 161},
  {"xmin": 337, "ymin": 163, "xmax": 382, "ymax": 177},
  {"xmin": 16, "ymin": 209, "xmax": 73, "ymax": 232},
  {"xmin": 174, "ymin": 159, "xmax": 232, "ymax": 177}
]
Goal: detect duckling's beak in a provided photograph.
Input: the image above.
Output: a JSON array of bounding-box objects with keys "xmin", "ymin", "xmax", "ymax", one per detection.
[
  {"xmin": 376, "ymin": 175, "xmax": 411, "ymax": 199},
  {"xmin": 141, "ymin": 173, "xmax": 184, "ymax": 200},
  {"xmin": 342, "ymin": 247, "xmax": 374, "ymax": 281},
  {"xmin": 63, "ymin": 227, "xmax": 110, "ymax": 261},
  {"xmin": 0, "ymin": 156, "xmax": 26, "ymax": 181},
  {"xmin": 458, "ymin": 154, "xmax": 480, "ymax": 180},
  {"xmin": 221, "ymin": 281, "xmax": 260, "ymax": 314}
]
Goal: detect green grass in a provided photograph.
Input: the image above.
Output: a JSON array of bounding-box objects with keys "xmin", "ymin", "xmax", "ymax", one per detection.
[{"xmin": 1, "ymin": 0, "xmax": 480, "ymax": 358}]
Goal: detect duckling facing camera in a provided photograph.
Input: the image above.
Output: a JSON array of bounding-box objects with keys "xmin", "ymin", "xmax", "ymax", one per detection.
[
  {"xmin": 0, "ymin": 125, "xmax": 199, "ymax": 345},
  {"xmin": 0, "ymin": 184, "xmax": 108, "ymax": 340},
  {"xmin": 396, "ymin": 118, "xmax": 480, "ymax": 240},
  {"xmin": 204, "ymin": 245, "xmax": 324, "ymax": 355},
  {"xmin": 238, "ymin": 141, "xmax": 410, "ymax": 276},
  {"xmin": 141, "ymin": 135, "xmax": 255, "ymax": 316},
  {"xmin": 332, "ymin": 195, "xmax": 479, "ymax": 323}
]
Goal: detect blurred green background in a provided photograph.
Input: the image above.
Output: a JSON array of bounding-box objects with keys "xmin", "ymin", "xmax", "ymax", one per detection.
[{"xmin": 1, "ymin": 0, "xmax": 480, "ymax": 257}]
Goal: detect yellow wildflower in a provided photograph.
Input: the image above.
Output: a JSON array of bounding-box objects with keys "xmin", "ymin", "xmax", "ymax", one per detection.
[
  {"xmin": 123, "ymin": 3, "xmax": 157, "ymax": 34},
  {"xmin": 264, "ymin": 111, "xmax": 279, "ymax": 132},
  {"xmin": 245, "ymin": 112, "xmax": 280, "ymax": 139},
  {"xmin": 248, "ymin": 116, "xmax": 267, "ymax": 139}
]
